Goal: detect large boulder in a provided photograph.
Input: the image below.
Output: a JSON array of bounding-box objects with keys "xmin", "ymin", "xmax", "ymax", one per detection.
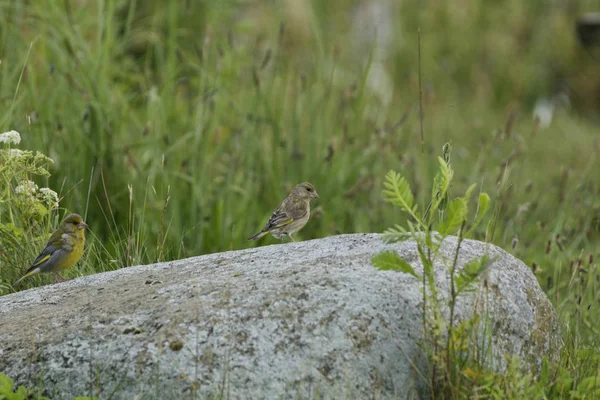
[{"xmin": 0, "ymin": 234, "xmax": 559, "ymax": 399}]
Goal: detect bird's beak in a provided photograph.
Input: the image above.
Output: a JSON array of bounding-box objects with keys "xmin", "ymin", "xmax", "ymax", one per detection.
[
  {"xmin": 313, "ymin": 191, "xmax": 319, "ymax": 199},
  {"xmin": 78, "ymin": 222, "xmax": 89, "ymax": 229}
]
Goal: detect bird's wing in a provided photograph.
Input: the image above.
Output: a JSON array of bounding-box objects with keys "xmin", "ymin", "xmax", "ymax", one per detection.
[
  {"xmin": 263, "ymin": 197, "xmax": 308, "ymax": 231},
  {"xmin": 22, "ymin": 247, "xmax": 69, "ymax": 276},
  {"xmin": 28, "ymin": 233, "xmax": 68, "ymax": 270}
]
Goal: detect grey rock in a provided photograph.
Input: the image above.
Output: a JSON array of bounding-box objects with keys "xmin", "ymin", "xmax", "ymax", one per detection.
[{"xmin": 0, "ymin": 234, "xmax": 559, "ymax": 399}]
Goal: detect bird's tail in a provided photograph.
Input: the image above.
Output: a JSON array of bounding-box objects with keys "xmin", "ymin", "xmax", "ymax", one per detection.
[
  {"xmin": 13, "ymin": 267, "xmax": 40, "ymax": 286},
  {"xmin": 247, "ymin": 230, "xmax": 268, "ymax": 241}
]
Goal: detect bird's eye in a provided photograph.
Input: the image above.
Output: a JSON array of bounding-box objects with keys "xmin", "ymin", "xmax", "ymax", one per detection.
[{"xmin": 306, "ymin": 187, "xmax": 312, "ymax": 192}]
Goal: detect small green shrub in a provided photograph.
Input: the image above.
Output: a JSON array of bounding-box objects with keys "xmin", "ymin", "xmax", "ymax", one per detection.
[
  {"xmin": 0, "ymin": 130, "xmax": 61, "ymax": 293},
  {"xmin": 372, "ymin": 142, "xmax": 494, "ymax": 397},
  {"xmin": 0, "ymin": 372, "xmax": 48, "ymax": 400},
  {"xmin": 372, "ymin": 141, "xmax": 600, "ymax": 398}
]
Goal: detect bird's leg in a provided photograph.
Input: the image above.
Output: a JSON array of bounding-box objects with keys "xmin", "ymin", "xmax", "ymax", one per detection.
[
  {"xmin": 54, "ymin": 272, "xmax": 66, "ymax": 283},
  {"xmin": 289, "ymin": 234, "xmax": 296, "ymax": 242}
]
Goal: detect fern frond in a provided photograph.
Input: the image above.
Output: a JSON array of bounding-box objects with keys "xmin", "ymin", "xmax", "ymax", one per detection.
[
  {"xmin": 427, "ymin": 157, "xmax": 454, "ymax": 222},
  {"xmin": 382, "ymin": 225, "xmax": 411, "ymax": 243},
  {"xmin": 439, "ymin": 198, "xmax": 468, "ymax": 236},
  {"xmin": 383, "ymin": 170, "xmax": 413, "ymax": 210},
  {"xmin": 382, "ymin": 170, "xmax": 425, "ymax": 228},
  {"xmin": 371, "ymin": 251, "xmax": 418, "ymax": 278}
]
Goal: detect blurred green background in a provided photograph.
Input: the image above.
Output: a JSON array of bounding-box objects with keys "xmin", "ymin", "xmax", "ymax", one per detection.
[{"xmin": 1, "ymin": 0, "xmax": 599, "ymax": 312}]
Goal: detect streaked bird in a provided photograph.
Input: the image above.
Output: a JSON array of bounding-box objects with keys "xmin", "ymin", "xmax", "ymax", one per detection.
[{"xmin": 248, "ymin": 182, "xmax": 319, "ymax": 242}]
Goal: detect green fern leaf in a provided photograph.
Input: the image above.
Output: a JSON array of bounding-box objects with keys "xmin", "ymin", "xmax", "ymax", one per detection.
[
  {"xmin": 439, "ymin": 197, "xmax": 468, "ymax": 236},
  {"xmin": 382, "ymin": 225, "xmax": 411, "ymax": 243},
  {"xmin": 371, "ymin": 251, "xmax": 418, "ymax": 278},
  {"xmin": 382, "ymin": 170, "xmax": 425, "ymax": 227},
  {"xmin": 429, "ymin": 157, "xmax": 454, "ymax": 219},
  {"xmin": 383, "ymin": 170, "xmax": 414, "ymax": 211}
]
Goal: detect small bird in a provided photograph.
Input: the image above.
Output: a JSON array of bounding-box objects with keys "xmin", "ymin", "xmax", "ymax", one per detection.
[
  {"xmin": 248, "ymin": 182, "xmax": 319, "ymax": 242},
  {"xmin": 13, "ymin": 213, "xmax": 88, "ymax": 286}
]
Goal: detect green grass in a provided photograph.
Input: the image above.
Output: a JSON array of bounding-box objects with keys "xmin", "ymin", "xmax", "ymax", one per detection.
[{"xmin": 1, "ymin": 0, "xmax": 600, "ymax": 397}]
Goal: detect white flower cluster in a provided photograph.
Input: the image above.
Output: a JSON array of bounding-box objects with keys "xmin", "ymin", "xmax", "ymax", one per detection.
[
  {"xmin": 39, "ymin": 187, "xmax": 59, "ymax": 209},
  {"xmin": 14, "ymin": 181, "xmax": 59, "ymax": 210},
  {"xmin": 8, "ymin": 148, "xmax": 23, "ymax": 158},
  {"xmin": 15, "ymin": 180, "xmax": 38, "ymax": 195},
  {"xmin": 0, "ymin": 130, "xmax": 60, "ymax": 216},
  {"xmin": 0, "ymin": 130, "xmax": 21, "ymax": 145}
]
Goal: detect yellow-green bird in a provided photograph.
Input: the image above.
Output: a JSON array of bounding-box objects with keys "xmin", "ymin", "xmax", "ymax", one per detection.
[
  {"xmin": 248, "ymin": 182, "xmax": 319, "ymax": 242},
  {"xmin": 13, "ymin": 213, "xmax": 88, "ymax": 286}
]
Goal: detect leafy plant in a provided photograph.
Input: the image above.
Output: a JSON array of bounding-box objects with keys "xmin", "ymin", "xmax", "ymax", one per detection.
[
  {"xmin": 0, "ymin": 130, "xmax": 61, "ymax": 293},
  {"xmin": 0, "ymin": 373, "xmax": 48, "ymax": 400},
  {"xmin": 372, "ymin": 141, "xmax": 494, "ymax": 396}
]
